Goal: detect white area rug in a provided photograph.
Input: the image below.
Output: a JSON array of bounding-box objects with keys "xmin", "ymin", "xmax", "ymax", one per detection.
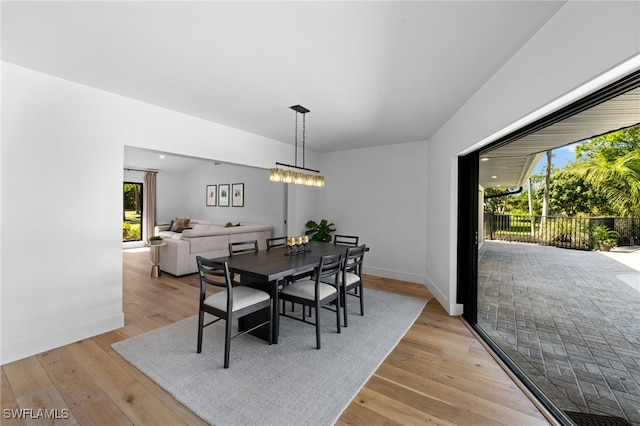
[{"xmin": 113, "ymin": 288, "xmax": 426, "ymax": 426}]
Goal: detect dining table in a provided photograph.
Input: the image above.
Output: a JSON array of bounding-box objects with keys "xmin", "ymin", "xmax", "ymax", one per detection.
[{"xmin": 211, "ymin": 240, "xmax": 352, "ymax": 344}]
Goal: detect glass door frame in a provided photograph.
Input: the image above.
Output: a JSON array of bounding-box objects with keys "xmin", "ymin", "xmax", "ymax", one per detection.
[{"xmin": 457, "ymin": 69, "xmax": 640, "ymax": 424}]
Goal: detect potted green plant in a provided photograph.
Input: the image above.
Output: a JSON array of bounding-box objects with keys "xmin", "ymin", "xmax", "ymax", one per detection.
[
  {"xmin": 305, "ymin": 219, "xmax": 336, "ymax": 242},
  {"xmin": 148, "ymin": 235, "xmax": 164, "ymax": 245},
  {"xmin": 591, "ymin": 224, "xmax": 620, "ymax": 251}
]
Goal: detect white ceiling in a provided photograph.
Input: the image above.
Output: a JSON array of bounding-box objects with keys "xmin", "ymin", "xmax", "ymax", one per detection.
[
  {"xmin": 124, "ymin": 146, "xmax": 214, "ymax": 174},
  {"xmin": 1, "ymin": 1, "xmax": 567, "ymax": 153},
  {"xmin": 8, "ymin": 1, "xmax": 636, "ymax": 186}
]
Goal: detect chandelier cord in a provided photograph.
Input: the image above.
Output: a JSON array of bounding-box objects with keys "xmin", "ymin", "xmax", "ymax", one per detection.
[{"xmin": 294, "ymin": 111, "xmax": 298, "ymax": 167}]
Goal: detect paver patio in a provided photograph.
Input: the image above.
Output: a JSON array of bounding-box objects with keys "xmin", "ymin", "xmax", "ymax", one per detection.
[{"xmin": 478, "ymin": 240, "xmax": 640, "ymax": 425}]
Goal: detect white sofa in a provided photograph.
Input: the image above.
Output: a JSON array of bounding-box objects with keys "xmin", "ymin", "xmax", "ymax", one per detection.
[{"xmin": 154, "ymin": 219, "xmax": 273, "ymax": 276}]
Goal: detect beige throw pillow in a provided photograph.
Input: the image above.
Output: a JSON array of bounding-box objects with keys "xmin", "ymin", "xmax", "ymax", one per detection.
[{"xmin": 170, "ymin": 217, "xmax": 191, "ymax": 233}]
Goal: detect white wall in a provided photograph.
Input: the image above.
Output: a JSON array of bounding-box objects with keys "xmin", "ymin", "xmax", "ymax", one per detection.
[
  {"xmin": 426, "ymin": 1, "xmax": 640, "ymax": 314},
  {"xmin": 2, "ymin": 63, "xmax": 126, "ymax": 363},
  {"xmin": 0, "ymin": 62, "xmax": 316, "ymax": 364},
  {"xmin": 319, "ymin": 141, "xmax": 428, "ymax": 283},
  {"xmin": 286, "ymin": 184, "xmax": 321, "ymax": 237},
  {"xmin": 156, "ymin": 171, "xmax": 189, "ymax": 226},
  {"xmin": 176, "ymin": 161, "xmax": 286, "ymax": 237}
]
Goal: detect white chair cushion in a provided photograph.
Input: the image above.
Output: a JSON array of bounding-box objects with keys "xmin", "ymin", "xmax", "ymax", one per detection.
[
  {"xmin": 280, "ymin": 280, "xmax": 337, "ymax": 301},
  {"xmin": 321, "ymin": 272, "xmax": 360, "ymax": 287},
  {"xmin": 204, "ymin": 286, "xmax": 270, "ymax": 312}
]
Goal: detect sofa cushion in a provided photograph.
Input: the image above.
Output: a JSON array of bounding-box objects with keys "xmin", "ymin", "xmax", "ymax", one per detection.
[
  {"xmin": 190, "ymin": 219, "xmax": 214, "ymax": 226},
  {"xmin": 182, "ymin": 226, "xmax": 226, "ymax": 238}
]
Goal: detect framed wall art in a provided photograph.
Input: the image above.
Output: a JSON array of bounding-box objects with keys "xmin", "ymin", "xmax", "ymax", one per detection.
[
  {"xmin": 218, "ymin": 184, "xmax": 230, "ymax": 207},
  {"xmin": 206, "ymin": 185, "xmax": 217, "ymax": 206},
  {"xmin": 232, "ymin": 183, "xmax": 244, "ymax": 207}
]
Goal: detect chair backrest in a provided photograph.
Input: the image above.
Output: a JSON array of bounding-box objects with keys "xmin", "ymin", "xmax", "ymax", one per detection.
[
  {"xmin": 315, "ymin": 253, "xmax": 343, "ymax": 285},
  {"xmin": 196, "ymin": 256, "xmax": 235, "ymax": 313},
  {"xmin": 266, "ymin": 236, "xmax": 287, "ymax": 250},
  {"xmin": 344, "ymin": 245, "xmax": 366, "ymax": 276},
  {"xmin": 196, "ymin": 255, "xmax": 230, "ymax": 288},
  {"xmin": 228, "ymin": 240, "xmax": 258, "ymax": 256},
  {"xmin": 334, "ymin": 234, "xmax": 359, "ymax": 247}
]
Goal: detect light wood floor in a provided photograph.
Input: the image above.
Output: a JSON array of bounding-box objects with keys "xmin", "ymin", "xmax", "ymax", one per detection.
[{"xmin": 1, "ymin": 248, "xmax": 553, "ymax": 425}]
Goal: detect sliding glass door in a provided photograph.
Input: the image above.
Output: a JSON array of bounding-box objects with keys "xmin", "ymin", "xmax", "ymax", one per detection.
[
  {"xmin": 123, "ymin": 182, "xmax": 143, "ymax": 242},
  {"xmin": 458, "ymin": 70, "xmax": 640, "ymax": 425}
]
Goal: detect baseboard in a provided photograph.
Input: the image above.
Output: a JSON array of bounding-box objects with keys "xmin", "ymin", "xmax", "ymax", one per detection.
[
  {"xmin": 1, "ymin": 313, "xmax": 124, "ymax": 365},
  {"xmin": 364, "ymin": 267, "xmax": 464, "ymax": 316},
  {"xmin": 424, "ymin": 275, "xmax": 463, "ymax": 316},
  {"xmin": 363, "ymin": 265, "xmax": 426, "ymax": 285}
]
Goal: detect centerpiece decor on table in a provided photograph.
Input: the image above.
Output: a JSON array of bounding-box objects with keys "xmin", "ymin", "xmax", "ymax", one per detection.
[{"xmin": 285, "ymin": 235, "xmax": 311, "ymax": 256}]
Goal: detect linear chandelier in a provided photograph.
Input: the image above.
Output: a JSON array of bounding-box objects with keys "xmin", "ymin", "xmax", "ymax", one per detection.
[{"xmin": 269, "ymin": 105, "xmax": 325, "ymax": 187}]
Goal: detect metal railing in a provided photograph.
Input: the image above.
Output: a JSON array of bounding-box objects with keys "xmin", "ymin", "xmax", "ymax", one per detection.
[{"xmin": 483, "ymin": 214, "xmax": 640, "ymax": 250}]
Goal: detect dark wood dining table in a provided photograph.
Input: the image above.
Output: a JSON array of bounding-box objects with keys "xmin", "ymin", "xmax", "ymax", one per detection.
[{"xmin": 211, "ymin": 241, "xmax": 350, "ymax": 344}]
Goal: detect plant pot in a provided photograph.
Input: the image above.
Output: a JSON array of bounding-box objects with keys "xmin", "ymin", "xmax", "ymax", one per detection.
[
  {"xmin": 150, "ymin": 240, "xmax": 163, "ymax": 245},
  {"xmin": 599, "ymin": 244, "xmax": 612, "ymax": 252}
]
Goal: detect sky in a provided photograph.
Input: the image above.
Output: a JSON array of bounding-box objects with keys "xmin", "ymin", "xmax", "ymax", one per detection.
[{"xmin": 531, "ymin": 142, "xmax": 580, "ymax": 175}]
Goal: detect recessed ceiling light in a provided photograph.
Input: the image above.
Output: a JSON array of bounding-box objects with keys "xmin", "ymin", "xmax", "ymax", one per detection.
[
  {"xmin": 159, "ymin": 155, "xmax": 165, "ymax": 159},
  {"xmin": 491, "ymin": 175, "xmax": 497, "ymax": 179},
  {"xmin": 480, "ymin": 157, "xmax": 490, "ymax": 161}
]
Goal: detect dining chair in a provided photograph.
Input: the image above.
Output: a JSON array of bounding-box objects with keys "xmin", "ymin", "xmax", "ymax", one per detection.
[
  {"xmin": 196, "ymin": 256, "xmax": 272, "ymax": 368},
  {"xmin": 338, "ymin": 245, "xmax": 366, "ymax": 327},
  {"xmin": 229, "ymin": 240, "xmax": 259, "ymax": 256},
  {"xmin": 266, "ymin": 236, "xmax": 300, "ymax": 311},
  {"xmin": 279, "ymin": 253, "xmax": 343, "ymax": 349},
  {"xmin": 333, "ymin": 234, "xmax": 359, "ymax": 247},
  {"xmin": 266, "ymin": 236, "xmax": 287, "ymax": 250},
  {"xmin": 334, "ymin": 234, "xmax": 360, "ymax": 278},
  {"xmin": 228, "ymin": 240, "xmax": 258, "ymax": 282}
]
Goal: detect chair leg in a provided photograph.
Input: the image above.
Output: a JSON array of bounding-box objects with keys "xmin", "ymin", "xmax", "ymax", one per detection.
[
  {"xmin": 224, "ymin": 316, "xmax": 232, "ymax": 368},
  {"xmin": 268, "ymin": 301, "xmax": 273, "ymax": 345},
  {"xmin": 359, "ymin": 285, "xmax": 364, "ymax": 316},
  {"xmin": 197, "ymin": 310, "xmax": 204, "ymax": 353},
  {"xmin": 315, "ymin": 302, "xmax": 321, "ymax": 349},
  {"xmin": 343, "ymin": 287, "xmax": 349, "ymax": 328},
  {"xmin": 335, "ymin": 295, "xmax": 341, "ymax": 335}
]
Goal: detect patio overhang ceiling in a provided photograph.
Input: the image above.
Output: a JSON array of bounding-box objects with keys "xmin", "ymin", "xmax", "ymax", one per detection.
[{"xmin": 479, "ymin": 86, "xmax": 640, "ymax": 189}]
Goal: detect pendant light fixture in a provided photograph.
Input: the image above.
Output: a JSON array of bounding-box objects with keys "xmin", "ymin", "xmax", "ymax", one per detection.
[{"xmin": 269, "ymin": 105, "xmax": 325, "ymax": 187}]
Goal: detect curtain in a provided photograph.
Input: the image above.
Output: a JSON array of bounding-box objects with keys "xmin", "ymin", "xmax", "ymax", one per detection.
[{"xmin": 143, "ymin": 172, "xmax": 157, "ymax": 242}]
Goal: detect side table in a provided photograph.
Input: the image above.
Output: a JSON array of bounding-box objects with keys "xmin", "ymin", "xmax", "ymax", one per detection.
[{"xmin": 148, "ymin": 242, "xmax": 167, "ymax": 278}]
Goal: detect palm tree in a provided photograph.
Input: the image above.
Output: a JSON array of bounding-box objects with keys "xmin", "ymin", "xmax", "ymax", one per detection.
[{"xmin": 571, "ymin": 152, "xmax": 640, "ymax": 216}]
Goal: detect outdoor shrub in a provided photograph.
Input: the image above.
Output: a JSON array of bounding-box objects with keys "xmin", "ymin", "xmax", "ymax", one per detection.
[{"xmin": 123, "ymin": 222, "xmax": 141, "ymax": 241}]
